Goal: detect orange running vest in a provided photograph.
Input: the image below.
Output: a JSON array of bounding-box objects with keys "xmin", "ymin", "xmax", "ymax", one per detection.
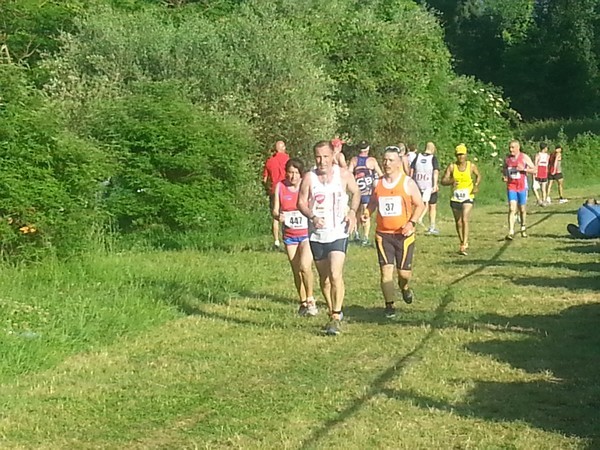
[{"xmin": 373, "ymin": 174, "xmax": 413, "ymax": 233}]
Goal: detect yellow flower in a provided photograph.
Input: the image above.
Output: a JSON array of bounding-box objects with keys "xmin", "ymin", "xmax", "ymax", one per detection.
[{"xmin": 19, "ymin": 226, "xmax": 30, "ymax": 234}]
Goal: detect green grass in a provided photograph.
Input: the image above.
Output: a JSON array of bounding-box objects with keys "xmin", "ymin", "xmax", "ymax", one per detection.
[{"xmin": 0, "ymin": 186, "xmax": 598, "ymax": 449}]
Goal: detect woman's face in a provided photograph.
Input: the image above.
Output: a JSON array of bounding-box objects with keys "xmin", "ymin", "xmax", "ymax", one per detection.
[{"xmin": 286, "ymin": 166, "xmax": 301, "ymax": 185}]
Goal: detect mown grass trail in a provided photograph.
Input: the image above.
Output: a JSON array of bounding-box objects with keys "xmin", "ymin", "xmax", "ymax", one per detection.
[{"xmin": 0, "ymin": 187, "xmax": 598, "ymax": 449}]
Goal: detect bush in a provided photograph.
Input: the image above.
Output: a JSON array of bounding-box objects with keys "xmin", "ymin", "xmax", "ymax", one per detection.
[
  {"xmin": 0, "ymin": 65, "xmax": 107, "ymax": 260},
  {"xmin": 83, "ymin": 82, "xmax": 262, "ymax": 234},
  {"xmin": 43, "ymin": 4, "xmax": 337, "ymax": 153}
]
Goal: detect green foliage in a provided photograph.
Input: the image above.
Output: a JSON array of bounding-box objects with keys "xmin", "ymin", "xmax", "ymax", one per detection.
[
  {"xmin": 443, "ymin": 76, "xmax": 519, "ymax": 159},
  {"xmin": 560, "ymin": 132, "xmax": 600, "ymax": 184},
  {"xmin": 44, "ymin": 5, "xmax": 337, "ymax": 152},
  {"xmin": 0, "ymin": 65, "xmax": 107, "ymax": 260},
  {"xmin": 82, "ymin": 82, "xmax": 261, "ymax": 234},
  {"xmin": 0, "ymin": 0, "xmax": 84, "ymax": 66},
  {"xmin": 419, "ymin": 0, "xmax": 600, "ymax": 120}
]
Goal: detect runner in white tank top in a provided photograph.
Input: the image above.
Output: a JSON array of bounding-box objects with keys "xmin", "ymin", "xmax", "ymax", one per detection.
[{"xmin": 297, "ymin": 141, "xmax": 361, "ymax": 336}]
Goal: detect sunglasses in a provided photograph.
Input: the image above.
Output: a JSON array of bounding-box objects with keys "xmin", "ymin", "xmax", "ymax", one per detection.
[{"xmin": 385, "ymin": 146, "xmax": 401, "ymax": 153}]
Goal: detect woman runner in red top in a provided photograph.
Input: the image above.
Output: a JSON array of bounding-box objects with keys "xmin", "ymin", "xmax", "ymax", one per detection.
[{"xmin": 272, "ymin": 158, "xmax": 317, "ymax": 316}]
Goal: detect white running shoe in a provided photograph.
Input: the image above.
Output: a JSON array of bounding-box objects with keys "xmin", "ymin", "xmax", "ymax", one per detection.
[
  {"xmin": 559, "ymin": 198, "xmax": 569, "ymax": 204},
  {"xmin": 306, "ymin": 302, "xmax": 318, "ymax": 316}
]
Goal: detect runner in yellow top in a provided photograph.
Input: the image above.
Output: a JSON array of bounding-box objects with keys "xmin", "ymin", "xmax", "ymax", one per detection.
[{"xmin": 441, "ymin": 144, "xmax": 481, "ymax": 256}]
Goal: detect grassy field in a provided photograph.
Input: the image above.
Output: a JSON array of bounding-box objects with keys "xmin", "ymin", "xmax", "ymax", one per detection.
[{"xmin": 0, "ymin": 185, "xmax": 599, "ymax": 449}]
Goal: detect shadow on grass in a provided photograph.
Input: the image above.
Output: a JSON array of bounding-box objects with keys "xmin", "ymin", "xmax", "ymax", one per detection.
[
  {"xmin": 512, "ymin": 275, "xmax": 600, "ymax": 291},
  {"xmin": 300, "ymin": 211, "xmax": 566, "ymax": 447},
  {"xmin": 561, "ymin": 243, "xmax": 600, "ymax": 254},
  {"xmin": 299, "ymin": 290, "xmax": 456, "ymax": 450},
  {"xmin": 462, "ymin": 305, "xmax": 600, "ymax": 448},
  {"xmin": 372, "ymin": 306, "xmax": 600, "ymax": 448}
]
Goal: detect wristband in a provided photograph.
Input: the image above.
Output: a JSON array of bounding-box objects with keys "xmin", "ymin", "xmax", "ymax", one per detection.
[{"xmin": 409, "ymin": 220, "xmax": 417, "ymax": 226}]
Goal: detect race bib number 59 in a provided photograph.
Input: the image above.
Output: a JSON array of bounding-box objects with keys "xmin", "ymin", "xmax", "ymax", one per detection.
[{"xmin": 378, "ymin": 196, "xmax": 402, "ymax": 217}]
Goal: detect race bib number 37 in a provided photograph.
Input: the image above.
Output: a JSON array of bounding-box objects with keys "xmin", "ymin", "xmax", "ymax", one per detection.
[{"xmin": 379, "ymin": 196, "xmax": 402, "ymax": 217}]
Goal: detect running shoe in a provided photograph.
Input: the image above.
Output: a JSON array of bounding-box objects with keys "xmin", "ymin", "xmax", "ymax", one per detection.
[
  {"xmin": 273, "ymin": 241, "xmax": 281, "ymax": 251},
  {"xmin": 427, "ymin": 228, "xmax": 440, "ymax": 235},
  {"xmin": 505, "ymin": 233, "xmax": 514, "ymax": 241},
  {"xmin": 401, "ymin": 288, "xmax": 414, "ymax": 304},
  {"xmin": 520, "ymin": 226, "xmax": 528, "ymax": 238},
  {"xmin": 546, "ymin": 196, "xmax": 552, "ymax": 204},
  {"xmin": 306, "ymin": 302, "xmax": 318, "ymax": 316},
  {"xmin": 298, "ymin": 303, "xmax": 308, "ymax": 316},
  {"xmin": 323, "ymin": 319, "xmax": 342, "ymax": 336},
  {"xmin": 559, "ymin": 198, "xmax": 569, "ymax": 204},
  {"xmin": 384, "ymin": 303, "xmax": 396, "ymax": 319},
  {"xmin": 459, "ymin": 245, "xmax": 468, "ymax": 256},
  {"xmin": 361, "ymin": 239, "xmax": 370, "ymax": 247}
]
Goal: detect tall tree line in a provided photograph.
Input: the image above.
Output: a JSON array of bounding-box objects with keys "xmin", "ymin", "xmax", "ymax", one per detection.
[{"xmin": 419, "ymin": 0, "xmax": 600, "ymax": 119}]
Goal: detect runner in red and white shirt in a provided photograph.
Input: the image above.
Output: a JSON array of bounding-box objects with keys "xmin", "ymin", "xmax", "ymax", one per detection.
[
  {"xmin": 533, "ymin": 142, "xmax": 550, "ymax": 206},
  {"xmin": 502, "ymin": 140, "xmax": 536, "ymax": 240},
  {"xmin": 272, "ymin": 158, "xmax": 317, "ymax": 317}
]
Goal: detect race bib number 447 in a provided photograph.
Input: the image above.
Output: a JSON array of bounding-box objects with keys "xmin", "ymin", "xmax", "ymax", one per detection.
[
  {"xmin": 379, "ymin": 196, "xmax": 402, "ymax": 217},
  {"xmin": 284, "ymin": 211, "xmax": 308, "ymax": 229}
]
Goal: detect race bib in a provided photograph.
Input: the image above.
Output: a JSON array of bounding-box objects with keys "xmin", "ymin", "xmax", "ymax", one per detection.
[
  {"xmin": 508, "ymin": 168, "xmax": 521, "ymax": 180},
  {"xmin": 453, "ymin": 188, "xmax": 470, "ymax": 202},
  {"xmin": 284, "ymin": 211, "xmax": 308, "ymax": 229},
  {"xmin": 379, "ymin": 196, "xmax": 402, "ymax": 217}
]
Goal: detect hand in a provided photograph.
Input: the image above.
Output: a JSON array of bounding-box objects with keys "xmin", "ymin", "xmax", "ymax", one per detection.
[
  {"xmin": 312, "ymin": 216, "xmax": 325, "ymax": 229},
  {"xmin": 345, "ymin": 211, "xmax": 357, "ymax": 235},
  {"xmin": 401, "ymin": 221, "xmax": 415, "ymax": 237},
  {"xmin": 502, "ymin": 176, "xmax": 508, "ymax": 183},
  {"xmin": 517, "ymin": 164, "xmax": 525, "ymax": 172},
  {"xmin": 361, "ymin": 209, "xmax": 371, "ymax": 222},
  {"xmin": 433, "ymin": 185, "xmax": 439, "ymax": 193},
  {"xmin": 472, "ymin": 185, "xmax": 479, "ymax": 194}
]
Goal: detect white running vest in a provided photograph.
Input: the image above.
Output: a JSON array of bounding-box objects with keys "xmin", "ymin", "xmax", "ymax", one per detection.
[
  {"xmin": 413, "ymin": 153, "xmax": 435, "ymax": 191},
  {"xmin": 309, "ymin": 165, "xmax": 349, "ymax": 243}
]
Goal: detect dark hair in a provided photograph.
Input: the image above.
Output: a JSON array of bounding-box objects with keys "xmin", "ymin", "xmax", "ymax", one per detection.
[
  {"xmin": 285, "ymin": 157, "xmax": 305, "ymax": 175},
  {"xmin": 313, "ymin": 140, "xmax": 333, "ymax": 153},
  {"xmin": 539, "ymin": 142, "xmax": 547, "ymax": 150}
]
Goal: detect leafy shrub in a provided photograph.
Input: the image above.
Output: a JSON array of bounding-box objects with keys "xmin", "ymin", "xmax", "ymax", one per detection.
[
  {"xmin": 0, "ymin": 65, "xmax": 107, "ymax": 260},
  {"xmin": 43, "ymin": 4, "xmax": 337, "ymax": 152},
  {"xmin": 441, "ymin": 76, "xmax": 519, "ymax": 161},
  {"xmin": 83, "ymin": 82, "xmax": 262, "ymax": 234}
]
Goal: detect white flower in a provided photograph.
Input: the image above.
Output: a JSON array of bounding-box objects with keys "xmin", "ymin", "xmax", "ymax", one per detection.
[
  {"xmin": 474, "ymin": 122, "xmax": 480, "ymax": 127},
  {"xmin": 473, "ymin": 157, "xmax": 479, "ymax": 161},
  {"xmin": 489, "ymin": 142, "xmax": 497, "ymax": 150},
  {"xmin": 490, "ymin": 151, "xmax": 498, "ymax": 157}
]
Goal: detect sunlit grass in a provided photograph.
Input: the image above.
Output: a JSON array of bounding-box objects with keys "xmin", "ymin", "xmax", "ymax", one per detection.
[{"xmin": 0, "ymin": 186, "xmax": 598, "ymax": 449}]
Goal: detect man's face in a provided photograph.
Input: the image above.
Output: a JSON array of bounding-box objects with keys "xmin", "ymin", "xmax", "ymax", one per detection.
[
  {"xmin": 314, "ymin": 145, "xmax": 333, "ymax": 174},
  {"xmin": 509, "ymin": 142, "xmax": 520, "ymax": 156},
  {"xmin": 382, "ymin": 151, "xmax": 401, "ymax": 175}
]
